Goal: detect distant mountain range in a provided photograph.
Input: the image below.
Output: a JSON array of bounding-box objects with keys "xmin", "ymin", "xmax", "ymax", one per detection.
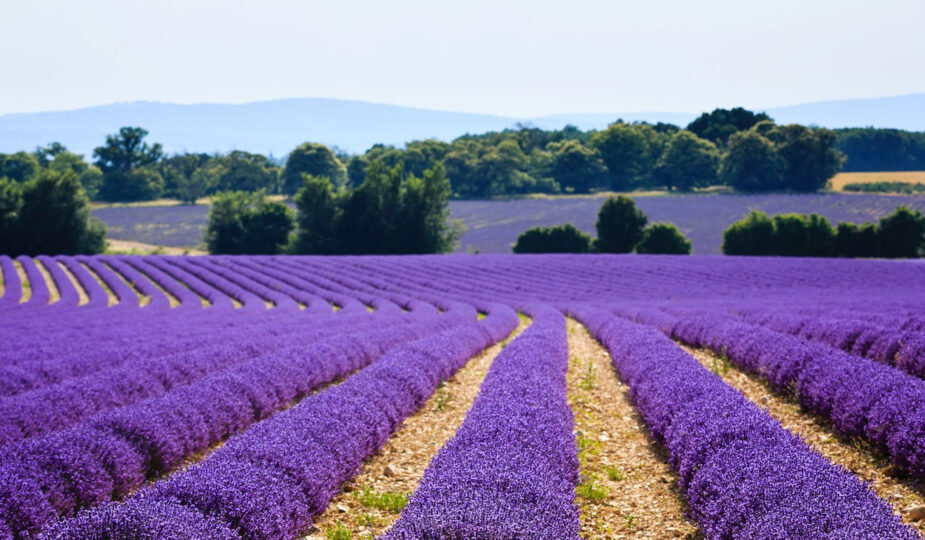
[{"xmin": 1, "ymin": 93, "xmax": 923, "ymax": 157}]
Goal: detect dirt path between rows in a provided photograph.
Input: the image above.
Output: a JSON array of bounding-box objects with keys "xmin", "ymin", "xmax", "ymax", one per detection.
[{"xmin": 567, "ymin": 319, "xmax": 701, "ymax": 539}]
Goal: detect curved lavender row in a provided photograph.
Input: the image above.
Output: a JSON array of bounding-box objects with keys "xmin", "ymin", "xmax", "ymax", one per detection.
[
  {"xmin": 103, "ymin": 257, "xmax": 171, "ymax": 310},
  {"xmin": 255, "ymin": 258, "xmax": 368, "ymax": 314},
  {"xmin": 0, "ymin": 311, "xmax": 394, "ymax": 445},
  {"xmin": 43, "ymin": 304, "xmax": 517, "ymax": 540},
  {"xmin": 0, "ymin": 255, "xmax": 21, "ymax": 307},
  {"xmin": 168, "ymin": 257, "xmax": 268, "ymax": 311},
  {"xmin": 292, "ymin": 260, "xmax": 444, "ymax": 310},
  {"xmin": 77, "ymin": 257, "xmax": 140, "ymax": 309},
  {"xmin": 384, "ymin": 306, "xmax": 580, "ymax": 540},
  {"xmin": 223, "ymin": 257, "xmax": 332, "ymax": 313},
  {"xmin": 271, "ymin": 258, "xmax": 404, "ymax": 313},
  {"xmin": 35, "ymin": 256, "xmax": 80, "ymax": 308},
  {"xmin": 187, "ymin": 257, "xmax": 299, "ymax": 311},
  {"xmin": 59, "ymin": 257, "xmax": 110, "ymax": 309},
  {"xmin": 571, "ymin": 306, "xmax": 915, "ymax": 539},
  {"xmin": 17, "ymin": 256, "xmax": 51, "ymax": 307},
  {"xmin": 658, "ymin": 311, "xmax": 925, "ymax": 479},
  {"xmin": 4, "ymin": 310, "xmax": 462, "ymax": 538},
  {"xmin": 125, "ymin": 257, "xmax": 205, "ymax": 308},
  {"xmin": 145, "ymin": 257, "xmax": 233, "ymax": 310}
]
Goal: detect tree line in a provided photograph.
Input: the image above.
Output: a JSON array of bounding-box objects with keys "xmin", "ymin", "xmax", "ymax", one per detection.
[
  {"xmin": 836, "ymin": 128, "xmax": 925, "ymax": 171},
  {"xmin": 510, "ymin": 197, "xmax": 924, "ymax": 258},
  {"xmin": 512, "ymin": 196, "xmax": 692, "ymax": 255},
  {"xmin": 205, "ymin": 163, "xmax": 461, "ymax": 255},
  {"xmin": 722, "ymin": 206, "xmax": 924, "ymax": 258},
  {"xmin": 0, "ymin": 170, "xmax": 105, "ymax": 256},
  {"xmin": 2, "ymin": 111, "xmax": 923, "ymax": 205}
]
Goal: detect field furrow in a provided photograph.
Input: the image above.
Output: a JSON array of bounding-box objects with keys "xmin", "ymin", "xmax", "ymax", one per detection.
[{"xmin": 566, "ymin": 319, "xmax": 699, "ymax": 539}]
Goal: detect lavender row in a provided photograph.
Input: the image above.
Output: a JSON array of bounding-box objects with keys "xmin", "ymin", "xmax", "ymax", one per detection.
[
  {"xmin": 0, "ymin": 308, "xmax": 332, "ymax": 396},
  {"xmin": 42, "ymin": 304, "xmax": 517, "ymax": 540},
  {"xmin": 654, "ymin": 310, "xmax": 925, "ymax": 479},
  {"xmin": 384, "ymin": 306, "xmax": 580, "ymax": 539},
  {"xmin": 0, "ymin": 256, "xmax": 22, "ymax": 308},
  {"xmin": 571, "ymin": 306, "xmax": 915, "ymax": 538},
  {"xmin": 2, "ymin": 309, "xmax": 467, "ymax": 538},
  {"xmin": 732, "ymin": 308, "xmax": 925, "ymax": 379},
  {"xmin": 0, "ymin": 311, "xmax": 396, "ymax": 446}
]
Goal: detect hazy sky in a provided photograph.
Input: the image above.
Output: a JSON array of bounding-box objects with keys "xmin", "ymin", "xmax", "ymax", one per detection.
[{"xmin": 1, "ymin": 0, "xmax": 923, "ymax": 116}]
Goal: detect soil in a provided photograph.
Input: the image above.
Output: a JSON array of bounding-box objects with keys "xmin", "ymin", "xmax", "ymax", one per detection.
[{"xmin": 567, "ymin": 319, "xmax": 702, "ymax": 540}]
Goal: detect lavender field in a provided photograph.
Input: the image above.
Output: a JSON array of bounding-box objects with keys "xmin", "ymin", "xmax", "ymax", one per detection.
[
  {"xmin": 93, "ymin": 193, "xmax": 925, "ymax": 254},
  {"xmin": 1, "ymin": 254, "xmax": 924, "ymax": 539}
]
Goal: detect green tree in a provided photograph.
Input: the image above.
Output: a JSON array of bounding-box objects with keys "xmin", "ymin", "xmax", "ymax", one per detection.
[
  {"xmin": 346, "ymin": 155, "xmax": 369, "ymax": 187},
  {"xmin": 771, "ymin": 213, "xmax": 835, "ymax": 256},
  {"xmin": 282, "ymin": 142, "xmax": 347, "ymax": 195},
  {"xmin": 292, "ymin": 163, "xmax": 459, "ymax": 255},
  {"xmin": 652, "ymin": 131, "xmax": 720, "ymax": 191},
  {"xmin": 722, "ymin": 211, "xmax": 775, "ymax": 255},
  {"xmin": 402, "ymin": 139, "xmax": 451, "ymax": 178},
  {"xmin": 548, "ymin": 140, "xmax": 606, "ymax": 194},
  {"xmin": 835, "ymin": 222, "xmax": 878, "ymax": 258},
  {"xmin": 33, "ymin": 142, "xmax": 67, "ymax": 166},
  {"xmin": 0, "ymin": 178, "xmax": 23, "ymax": 252},
  {"xmin": 209, "ymin": 151, "xmax": 279, "ymax": 194},
  {"xmin": 178, "ymin": 166, "xmax": 220, "ymax": 205},
  {"xmin": 512, "ymin": 223, "xmax": 592, "ymax": 253},
  {"xmin": 292, "ymin": 174, "xmax": 339, "ymax": 254},
  {"xmin": 720, "ymin": 130, "xmax": 785, "ymax": 191},
  {"xmin": 334, "ymin": 161, "xmax": 401, "ymax": 254},
  {"xmin": 476, "ymin": 139, "xmax": 531, "ymax": 196},
  {"xmin": 877, "ymin": 206, "xmax": 925, "ymax": 258},
  {"xmin": 205, "ymin": 191, "xmax": 294, "ymax": 254},
  {"xmin": 594, "ymin": 195, "xmax": 648, "ymax": 253},
  {"xmin": 393, "ymin": 163, "xmax": 461, "ymax": 254},
  {"xmin": 768, "ymin": 124, "xmax": 844, "ymax": 192},
  {"xmin": 159, "ymin": 153, "xmax": 211, "ymax": 200},
  {"xmin": 12, "ymin": 170, "xmax": 105, "ymax": 255},
  {"xmin": 41, "ymin": 148, "xmax": 104, "ymax": 200},
  {"xmin": 590, "ymin": 123, "xmax": 654, "ymax": 190},
  {"xmin": 0, "ymin": 152, "xmax": 40, "ymax": 183},
  {"xmin": 635, "ymin": 223, "xmax": 692, "ymax": 254},
  {"xmin": 687, "ymin": 107, "xmax": 772, "ymax": 146},
  {"xmin": 443, "ymin": 147, "xmax": 482, "ymax": 197},
  {"xmin": 94, "ymin": 127, "xmax": 164, "ymax": 201}
]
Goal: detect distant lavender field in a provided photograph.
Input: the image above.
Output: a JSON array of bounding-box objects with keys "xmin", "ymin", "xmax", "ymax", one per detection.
[{"xmin": 94, "ymin": 193, "xmax": 925, "ymax": 254}]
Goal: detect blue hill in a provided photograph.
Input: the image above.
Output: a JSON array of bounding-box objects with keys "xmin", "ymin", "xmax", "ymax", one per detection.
[{"xmin": 1, "ymin": 94, "xmax": 922, "ymax": 157}]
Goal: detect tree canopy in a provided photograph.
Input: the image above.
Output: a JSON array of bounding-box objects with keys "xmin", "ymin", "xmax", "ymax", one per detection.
[
  {"xmin": 653, "ymin": 131, "xmax": 720, "ymax": 191},
  {"xmin": 594, "ymin": 196, "xmax": 648, "ymax": 253},
  {"xmin": 687, "ymin": 107, "xmax": 772, "ymax": 146},
  {"xmin": 720, "ymin": 130, "xmax": 786, "ymax": 192},
  {"xmin": 635, "ymin": 223, "xmax": 692, "ymax": 255},
  {"xmin": 512, "ymin": 223, "xmax": 592, "ymax": 254},
  {"xmin": 2, "ymin": 116, "xmax": 919, "ymax": 209},
  {"xmin": 722, "ymin": 207, "xmax": 923, "ymax": 258},
  {"xmin": 94, "ymin": 127, "xmax": 165, "ymax": 202},
  {"xmin": 205, "ymin": 191, "xmax": 294, "ymax": 254},
  {"xmin": 291, "ymin": 163, "xmax": 461, "ymax": 255},
  {"xmin": 0, "ymin": 170, "xmax": 105, "ymax": 255},
  {"xmin": 282, "ymin": 142, "xmax": 347, "ymax": 195}
]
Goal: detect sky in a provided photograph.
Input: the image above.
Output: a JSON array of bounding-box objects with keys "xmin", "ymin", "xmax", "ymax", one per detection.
[{"xmin": 1, "ymin": 0, "xmax": 923, "ymax": 117}]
